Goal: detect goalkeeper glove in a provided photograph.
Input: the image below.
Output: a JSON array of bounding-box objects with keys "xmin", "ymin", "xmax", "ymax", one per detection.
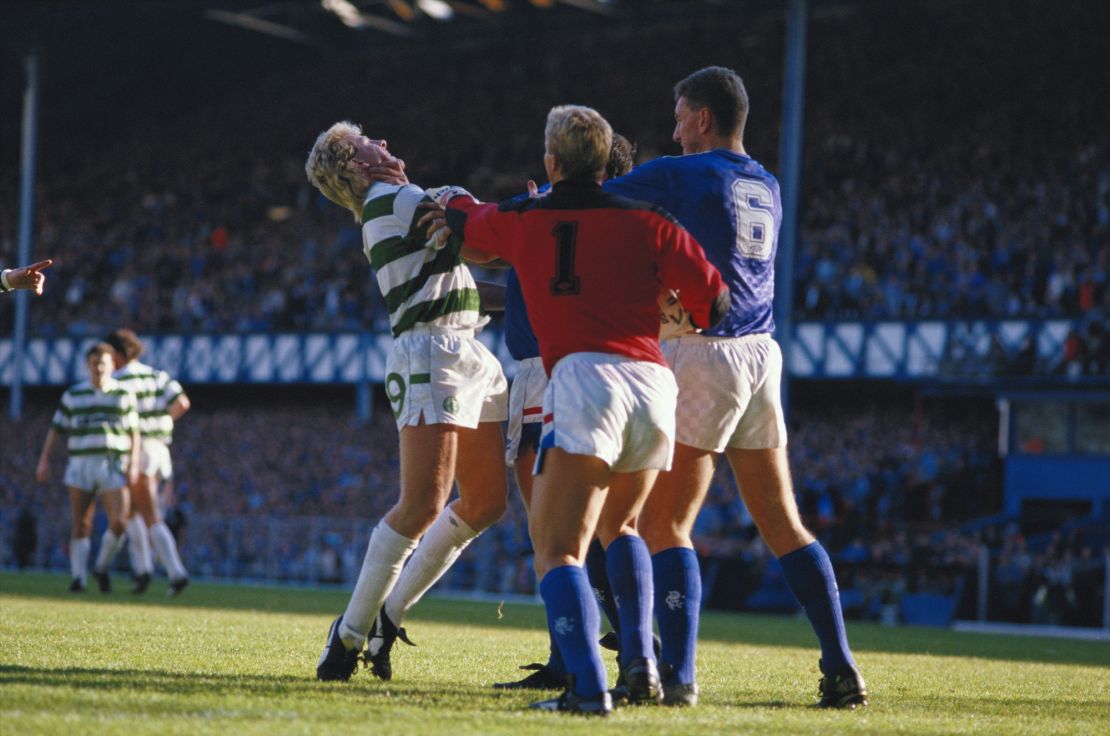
[{"xmin": 424, "ymin": 185, "xmax": 477, "ymax": 208}]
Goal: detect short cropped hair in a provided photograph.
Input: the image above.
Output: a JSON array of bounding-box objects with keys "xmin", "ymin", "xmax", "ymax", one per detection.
[
  {"xmin": 545, "ymin": 105, "xmax": 613, "ymax": 182},
  {"xmin": 305, "ymin": 121, "xmax": 368, "ymax": 219},
  {"xmin": 86, "ymin": 342, "xmax": 116, "ymax": 361},
  {"xmin": 674, "ymin": 66, "xmax": 749, "ymax": 140},
  {"xmin": 104, "ymin": 328, "xmax": 143, "ymax": 361},
  {"xmin": 606, "ymin": 133, "xmax": 636, "ymax": 179}
]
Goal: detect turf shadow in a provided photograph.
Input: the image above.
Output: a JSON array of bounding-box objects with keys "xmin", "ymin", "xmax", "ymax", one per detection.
[
  {"xmin": 0, "ymin": 663, "xmax": 522, "ymax": 708},
  {"xmin": 5, "ymin": 572, "xmax": 1107, "ymax": 669}
]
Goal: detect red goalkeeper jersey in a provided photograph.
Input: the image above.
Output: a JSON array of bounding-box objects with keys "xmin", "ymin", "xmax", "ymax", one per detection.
[{"xmin": 445, "ymin": 179, "xmax": 725, "ymax": 375}]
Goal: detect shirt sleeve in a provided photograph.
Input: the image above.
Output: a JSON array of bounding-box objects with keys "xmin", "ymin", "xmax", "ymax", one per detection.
[
  {"xmin": 603, "ymin": 159, "xmax": 675, "ymax": 209},
  {"xmin": 651, "ymin": 212, "xmax": 725, "ymax": 330},
  {"xmin": 361, "ymin": 184, "xmax": 431, "ymax": 266},
  {"xmin": 51, "ymin": 395, "xmax": 71, "ymax": 434},
  {"xmin": 159, "ymin": 371, "xmax": 184, "ymax": 407},
  {"xmin": 444, "ymin": 198, "xmax": 517, "ymax": 262}
]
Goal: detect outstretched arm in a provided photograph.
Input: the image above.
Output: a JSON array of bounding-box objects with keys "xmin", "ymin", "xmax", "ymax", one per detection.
[
  {"xmin": 1, "ymin": 259, "xmax": 53, "ymax": 295},
  {"xmin": 415, "ymin": 193, "xmax": 503, "ymax": 265},
  {"xmin": 415, "ymin": 210, "xmax": 503, "ymax": 264}
]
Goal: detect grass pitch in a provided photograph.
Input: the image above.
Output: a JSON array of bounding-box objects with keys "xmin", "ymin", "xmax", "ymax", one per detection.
[{"xmin": 1, "ymin": 572, "xmax": 1107, "ymax": 735}]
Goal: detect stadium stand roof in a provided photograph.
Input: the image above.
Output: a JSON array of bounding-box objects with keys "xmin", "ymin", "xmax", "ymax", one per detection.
[
  {"xmin": 1, "ymin": 0, "xmax": 785, "ymax": 167},
  {"xmin": 2, "ymin": 1, "xmax": 783, "ymax": 59}
]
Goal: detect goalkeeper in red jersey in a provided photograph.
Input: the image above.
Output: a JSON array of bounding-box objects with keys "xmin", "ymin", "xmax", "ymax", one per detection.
[{"xmin": 441, "ymin": 104, "xmax": 729, "ymax": 715}]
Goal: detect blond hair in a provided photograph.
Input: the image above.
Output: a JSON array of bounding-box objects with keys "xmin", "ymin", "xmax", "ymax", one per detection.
[
  {"xmin": 544, "ymin": 105, "xmax": 612, "ymax": 181},
  {"xmin": 305, "ymin": 121, "xmax": 368, "ymax": 219}
]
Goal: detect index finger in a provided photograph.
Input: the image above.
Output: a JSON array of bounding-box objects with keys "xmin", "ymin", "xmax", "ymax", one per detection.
[
  {"xmin": 27, "ymin": 259, "xmax": 53, "ymax": 272},
  {"xmin": 416, "ymin": 209, "xmax": 443, "ymax": 228}
]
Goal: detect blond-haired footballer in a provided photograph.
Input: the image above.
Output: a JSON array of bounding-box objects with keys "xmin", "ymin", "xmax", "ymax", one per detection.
[{"xmin": 306, "ymin": 123, "xmax": 509, "ymax": 683}]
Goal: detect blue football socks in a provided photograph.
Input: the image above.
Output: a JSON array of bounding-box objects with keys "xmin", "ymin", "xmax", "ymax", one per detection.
[
  {"xmin": 540, "ymin": 565, "xmax": 607, "ymax": 697},
  {"xmin": 779, "ymin": 541, "xmax": 857, "ymax": 675},
  {"xmin": 652, "ymin": 546, "xmax": 701, "ymax": 684},
  {"xmin": 585, "ymin": 538, "xmax": 620, "ymax": 634},
  {"xmin": 604, "ymin": 535, "xmax": 654, "ymax": 666}
]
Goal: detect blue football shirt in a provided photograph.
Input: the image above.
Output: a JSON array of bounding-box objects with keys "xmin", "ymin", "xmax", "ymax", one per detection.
[
  {"xmin": 504, "ymin": 268, "xmax": 540, "ymax": 361},
  {"xmin": 605, "ymin": 149, "xmax": 781, "ymax": 338},
  {"xmin": 499, "ymin": 187, "xmax": 547, "ymax": 361}
]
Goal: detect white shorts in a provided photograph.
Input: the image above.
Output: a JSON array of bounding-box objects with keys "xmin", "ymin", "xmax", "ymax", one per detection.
[
  {"xmin": 505, "ymin": 357, "xmax": 547, "ymax": 466},
  {"xmin": 537, "ymin": 353, "xmax": 677, "ymax": 473},
  {"xmin": 139, "ymin": 438, "xmax": 173, "ymax": 480},
  {"xmin": 385, "ymin": 326, "xmax": 509, "ymax": 430},
  {"xmin": 64, "ymin": 455, "xmax": 128, "ymax": 494},
  {"xmin": 662, "ymin": 332, "xmax": 787, "ymax": 453}
]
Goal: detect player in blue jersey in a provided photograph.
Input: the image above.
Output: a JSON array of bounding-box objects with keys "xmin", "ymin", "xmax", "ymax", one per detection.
[{"xmin": 604, "ymin": 66, "xmax": 867, "ymax": 709}]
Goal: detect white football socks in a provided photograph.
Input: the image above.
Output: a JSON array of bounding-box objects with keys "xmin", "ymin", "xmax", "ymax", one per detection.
[
  {"xmin": 150, "ymin": 522, "xmax": 188, "ymax": 581},
  {"xmin": 384, "ymin": 506, "xmax": 479, "ymax": 627},
  {"xmin": 93, "ymin": 530, "xmax": 125, "ymax": 573},
  {"xmin": 339, "ymin": 522, "xmax": 419, "ymax": 650},
  {"xmin": 71, "ymin": 537, "xmax": 91, "ymax": 583},
  {"xmin": 127, "ymin": 516, "xmax": 153, "ymax": 576}
]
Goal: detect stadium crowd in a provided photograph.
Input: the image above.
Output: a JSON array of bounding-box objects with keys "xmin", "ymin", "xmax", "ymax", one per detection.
[
  {"xmin": 7, "ymin": 386, "xmax": 1102, "ymax": 627},
  {"xmin": 1, "ymin": 1, "xmax": 1106, "ymax": 373},
  {"xmin": 693, "ymin": 395, "xmax": 1001, "ymax": 559},
  {"xmin": 3, "ymin": 393, "xmax": 997, "ymax": 550},
  {"xmin": 987, "ymin": 525, "xmax": 1107, "ymax": 628}
]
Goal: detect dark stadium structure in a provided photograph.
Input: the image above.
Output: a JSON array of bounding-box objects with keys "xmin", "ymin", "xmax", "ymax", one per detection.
[{"xmin": 2, "ymin": 0, "xmax": 1107, "ymax": 632}]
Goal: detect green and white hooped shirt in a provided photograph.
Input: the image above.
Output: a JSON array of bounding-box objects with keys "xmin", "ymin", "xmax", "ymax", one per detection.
[
  {"xmin": 113, "ymin": 360, "xmax": 184, "ymax": 444},
  {"xmin": 51, "ymin": 378, "xmax": 138, "ymax": 457},
  {"xmin": 361, "ymin": 182, "xmax": 483, "ymax": 337}
]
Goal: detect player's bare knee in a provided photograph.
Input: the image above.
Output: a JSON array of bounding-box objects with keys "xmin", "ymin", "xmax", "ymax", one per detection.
[
  {"xmin": 595, "ymin": 520, "xmax": 637, "ymax": 548},
  {"xmin": 641, "ymin": 529, "xmax": 682, "ymax": 555},
  {"xmin": 454, "ymin": 493, "xmax": 506, "ymax": 531},
  {"xmin": 761, "ymin": 525, "xmax": 814, "ymax": 558},
  {"xmin": 393, "ymin": 495, "xmax": 443, "ymax": 532},
  {"xmin": 413, "ymin": 505, "xmax": 443, "ymax": 531},
  {"xmin": 534, "ymin": 551, "xmax": 577, "ymax": 579},
  {"xmin": 638, "ymin": 511, "xmax": 685, "ymax": 552},
  {"xmin": 478, "ymin": 493, "xmax": 508, "ymax": 529}
]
